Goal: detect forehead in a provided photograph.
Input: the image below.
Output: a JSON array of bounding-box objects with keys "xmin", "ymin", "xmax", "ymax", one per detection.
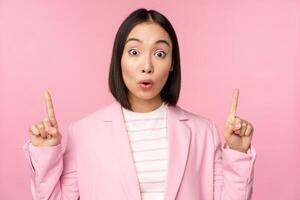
[{"xmin": 126, "ymin": 22, "xmax": 172, "ymax": 46}]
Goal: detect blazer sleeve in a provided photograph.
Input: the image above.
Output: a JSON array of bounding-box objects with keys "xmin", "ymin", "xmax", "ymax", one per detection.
[
  {"xmin": 22, "ymin": 123, "xmax": 79, "ymax": 200},
  {"xmin": 210, "ymin": 120, "xmax": 256, "ymax": 200}
]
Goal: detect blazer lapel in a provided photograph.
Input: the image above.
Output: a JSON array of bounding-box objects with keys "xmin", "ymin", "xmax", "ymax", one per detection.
[
  {"xmin": 103, "ymin": 101, "xmax": 142, "ymax": 200},
  {"xmin": 101, "ymin": 101, "xmax": 191, "ymax": 200},
  {"xmin": 164, "ymin": 104, "xmax": 191, "ymax": 200}
]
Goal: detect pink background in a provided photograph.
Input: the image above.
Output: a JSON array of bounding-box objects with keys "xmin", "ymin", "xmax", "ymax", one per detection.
[{"xmin": 1, "ymin": 0, "xmax": 299, "ymax": 199}]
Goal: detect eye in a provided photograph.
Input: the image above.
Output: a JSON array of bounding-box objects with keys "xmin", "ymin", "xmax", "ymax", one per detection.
[
  {"xmin": 128, "ymin": 49, "xmax": 139, "ymax": 56},
  {"xmin": 155, "ymin": 50, "xmax": 166, "ymax": 58}
]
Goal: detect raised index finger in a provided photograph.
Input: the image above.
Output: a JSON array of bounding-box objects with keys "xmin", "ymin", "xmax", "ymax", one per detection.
[
  {"xmin": 44, "ymin": 90, "xmax": 57, "ymax": 127},
  {"xmin": 228, "ymin": 88, "xmax": 239, "ymax": 119}
]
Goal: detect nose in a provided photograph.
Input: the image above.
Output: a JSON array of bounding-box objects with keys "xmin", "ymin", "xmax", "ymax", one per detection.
[
  {"xmin": 141, "ymin": 55, "xmax": 153, "ymax": 74},
  {"xmin": 142, "ymin": 68, "xmax": 152, "ymax": 74}
]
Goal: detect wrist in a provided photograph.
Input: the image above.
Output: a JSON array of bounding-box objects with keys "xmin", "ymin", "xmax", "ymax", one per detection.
[{"xmin": 225, "ymin": 144, "xmax": 249, "ymax": 154}]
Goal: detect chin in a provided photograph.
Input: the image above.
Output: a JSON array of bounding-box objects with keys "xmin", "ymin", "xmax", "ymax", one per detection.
[
  {"xmin": 132, "ymin": 91, "xmax": 159, "ymax": 101},
  {"xmin": 137, "ymin": 94, "xmax": 157, "ymax": 100}
]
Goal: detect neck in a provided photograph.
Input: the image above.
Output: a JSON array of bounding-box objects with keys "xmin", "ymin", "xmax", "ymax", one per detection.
[{"xmin": 128, "ymin": 96, "xmax": 163, "ymax": 113}]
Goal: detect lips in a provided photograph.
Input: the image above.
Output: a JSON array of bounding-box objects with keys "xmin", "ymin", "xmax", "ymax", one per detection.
[
  {"xmin": 138, "ymin": 79, "xmax": 154, "ymax": 90},
  {"xmin": 138, "ymin": 79, "xmax": 154, "ymax": 85}
]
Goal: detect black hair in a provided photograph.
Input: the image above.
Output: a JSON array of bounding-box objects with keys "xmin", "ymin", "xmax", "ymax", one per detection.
[{"xmin": 108, "ymin": 8, "xmax": 181, "ymax": 110}]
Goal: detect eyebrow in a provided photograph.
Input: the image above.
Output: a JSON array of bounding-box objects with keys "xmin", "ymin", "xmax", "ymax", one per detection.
[{"xmin": 125, "ymin": 37, "xmax": 171, "ymax": 47}]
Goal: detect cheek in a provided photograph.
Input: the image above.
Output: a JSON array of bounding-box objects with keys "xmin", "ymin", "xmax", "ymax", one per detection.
[
  {"xmin": 121, "ymin": 54, "xmax": 129, "ymax": 73},
  {"xmin": 121, "ymin": 56, "xmax": 136, "ymax": 86},
  {"xmin": 122, "ymin": 64, "xmax": 134, "ymax": 79},
  {"xmin": 157, "ymin": 61, "xmax": 172, "ymax": 78},
  {"xmin": 156, "ymin": 67, "xmax": 171, "ymax": 89}
]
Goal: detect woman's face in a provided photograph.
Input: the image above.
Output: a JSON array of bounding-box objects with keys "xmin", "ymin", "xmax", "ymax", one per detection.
[{"xmin": 121, "ymin": 22, "xmax": 173, "ymax": 106}]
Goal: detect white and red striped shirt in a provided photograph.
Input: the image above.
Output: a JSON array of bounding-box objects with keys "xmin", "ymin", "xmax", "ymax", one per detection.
[{"xmin": 122, "ymin": 102, "xmax": 168, "ymax": 200}]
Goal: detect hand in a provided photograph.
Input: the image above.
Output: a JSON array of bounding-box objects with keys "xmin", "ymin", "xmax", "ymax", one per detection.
[
  {"xmin": 28, "ymin": 91, "xmax": 62, "ymax": 147},
  {"xmin": 224, "ymin": 89, "xmax": 254, "ymax": 153}
]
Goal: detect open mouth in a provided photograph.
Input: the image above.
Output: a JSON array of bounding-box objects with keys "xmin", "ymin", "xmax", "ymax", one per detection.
[{"xmin": 139, "ymin": 80, "xmax": 154, "ymax": 90}]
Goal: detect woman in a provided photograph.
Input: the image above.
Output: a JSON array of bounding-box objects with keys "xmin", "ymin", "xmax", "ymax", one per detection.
[{"xmin": 23, "ymin": 8, "xmax": 256, "ymax": 200}]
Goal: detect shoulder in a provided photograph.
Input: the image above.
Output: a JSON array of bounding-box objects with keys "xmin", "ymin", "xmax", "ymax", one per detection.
[
  {"xmin": 174, "ymin": 105, "xmax": 220, "ymax": 146},
  {"xmin": 174, "ymin": 104, "xmax": 215, "ymax": 130},
  {"xmin": 69, "ymin": 101, "xmax": 116, "ymax": 129}
]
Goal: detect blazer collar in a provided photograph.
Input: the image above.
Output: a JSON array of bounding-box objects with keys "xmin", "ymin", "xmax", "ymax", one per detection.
[
  {"xmin": 101, "ymin": 100, "xmax": 191, "ymax": 200},
  {"xmin": 101, "ymin": 100, "xmax": 189, "ymax": 121}
]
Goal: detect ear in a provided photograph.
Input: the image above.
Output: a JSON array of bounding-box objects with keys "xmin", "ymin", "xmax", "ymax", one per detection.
[
  {"xmin": 170, "ymin": 65, "xmax": 174, "ymax": 72},
  {"xmin": 170, "ymin": 59, "xmax": 174, "ymax": 71}
]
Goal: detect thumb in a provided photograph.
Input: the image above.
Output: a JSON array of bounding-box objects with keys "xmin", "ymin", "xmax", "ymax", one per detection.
[{"xmin": 224, "ymin": 121, "xmax": 234, "ymax": 139}]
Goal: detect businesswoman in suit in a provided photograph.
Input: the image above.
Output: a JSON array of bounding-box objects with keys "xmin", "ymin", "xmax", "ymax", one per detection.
[{"xmin": 23, "ymin": 8, "xmax": 256, "ymax": 200}]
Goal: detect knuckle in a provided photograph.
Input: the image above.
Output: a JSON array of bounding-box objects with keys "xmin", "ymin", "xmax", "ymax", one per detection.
[
  {"xmin": 45, "ymin": 127, "xmax": 51, "ymax": 133},
  {"xmin": 28, "ymin": 127, "xmax": 33, "ymax": 134},
  {"xmin": 248, "ymin": 125, "xmax": 252, "ymax": 130}
]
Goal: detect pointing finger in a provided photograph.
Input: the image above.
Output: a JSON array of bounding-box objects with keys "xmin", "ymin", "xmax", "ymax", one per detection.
[
  {"xmin": 44, "ymin": 90, "xmax": 58, "ymax": 127},
  {"xmin": 43, "ymin": 117, "xmax": 52, "ymax": 131},
  {"xmin": 228, "ymin": 89, "xmax": 239, "ymax": 120}
]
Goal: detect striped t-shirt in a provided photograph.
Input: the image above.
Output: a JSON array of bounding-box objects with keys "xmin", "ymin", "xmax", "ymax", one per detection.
[{"xmin": 121, "ymin": 102, "xmax": 168, "ymax": 200}]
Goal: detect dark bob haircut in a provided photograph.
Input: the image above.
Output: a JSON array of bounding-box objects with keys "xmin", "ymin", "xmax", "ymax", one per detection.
[{"xmin": 108, "ymin": 8, "xmax": 181, "ymax": 110}]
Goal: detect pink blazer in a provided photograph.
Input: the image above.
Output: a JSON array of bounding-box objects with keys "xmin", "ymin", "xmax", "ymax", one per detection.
[{"xmin": 22, "ymin": 100, "xmax": 256, "ymax": 200}]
